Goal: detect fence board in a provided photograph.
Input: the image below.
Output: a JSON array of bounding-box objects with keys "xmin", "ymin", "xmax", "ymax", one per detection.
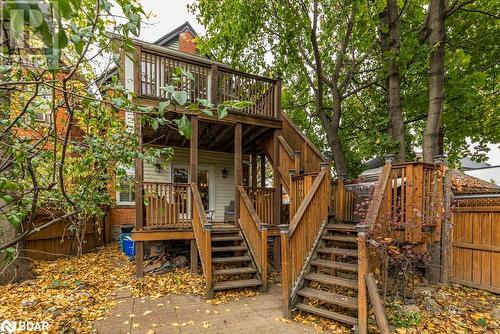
[{"xmin": 450, "ymin": 201, "xmax": 500, "ymax": 293}]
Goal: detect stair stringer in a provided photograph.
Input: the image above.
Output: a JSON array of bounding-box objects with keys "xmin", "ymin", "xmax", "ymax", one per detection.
[
  {"xmin": 289, "ymin": 219, "xmax": 329, "ymax": 310},
  {"xmin": 236, "ymin": 222, "xmax": 265, "ymax": 288}
]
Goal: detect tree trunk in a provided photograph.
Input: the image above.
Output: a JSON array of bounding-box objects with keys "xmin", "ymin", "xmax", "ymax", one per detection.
[
  {"xmin": 380, "ymin": 0, "xmax": 406, "ymax": 163},
  {"xmin": 423, "ymin": 0, "xmax": 446, "ymax": 162},
  {"xmin": 387, "ymin": 0, "xmax": 405, "ymax": 162}
]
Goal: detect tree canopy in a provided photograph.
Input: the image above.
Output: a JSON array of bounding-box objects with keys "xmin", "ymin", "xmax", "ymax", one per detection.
[{"xmin": 191, "ymin": 0, "xmax": 499, "ymax": 176}]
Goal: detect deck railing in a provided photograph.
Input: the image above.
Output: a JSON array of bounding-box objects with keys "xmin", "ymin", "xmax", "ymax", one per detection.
[
  {"xmin": 244, "ymin": 186, "xmax": 275, "ymax": 225},
  {"xmin": 143, "ymin": 182, "xmax": 191, "ymax": 228},
  {"xmin": 190, "ymin": 183, "xmax": 214, "ymax": 298},
  {"xmin": 289, "ymin": 172, "xmax": 319, "ymax": 218},
  {"xmin": 357, "ymin": 160, "xmax": 445, "ymax": 333},
  {"xmin": 281, "ymin": 113, "xmax": 325, "ymax": 172},
  {"xmin": 238, "ymin": 186, "xmax": 268, "ymax": 291},
  {"xmin": 331, "ymin": 180, "xmax": 357, "ymax": 222},
  {"xmin": 136, "ymin": 46, "xmax": 279, "ymax": 119},
  {"xmin": 281, "ymin": 166, "xmax": 330, "ymax": 315}
]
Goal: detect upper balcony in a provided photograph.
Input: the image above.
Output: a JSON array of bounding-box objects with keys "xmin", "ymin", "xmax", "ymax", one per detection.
[{"xmin": 123, "ymin": 40, "xmax": 281, "ymax": 122}]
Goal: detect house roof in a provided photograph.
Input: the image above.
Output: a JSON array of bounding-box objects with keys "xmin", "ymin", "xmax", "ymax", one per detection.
[
  {"xmin": 153, "ymin": 21, "xmax": 198, "ymax": 48},
  {"xmin": 97, "ymin": 22, "xmax": 201, "ymax": 85},
  {"xmin": 459, "ymin": 157, "xmax": 491, "ymax": 170},
  {"xmin": 451, "ymin": 170, "xmax": 500, "ymax": 195}
]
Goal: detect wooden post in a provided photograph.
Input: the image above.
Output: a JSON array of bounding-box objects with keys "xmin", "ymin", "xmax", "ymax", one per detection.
[
  {"xmin": 440, "ymin": 155, "xmax": 452, "ymax": 283},
  {"xmin": 279, "ymin": 224, "xmax": 291, "ymax": 317},
  {"xmin": 190, "ymin": 239, "xmax": 198, "ymax": 274},
  {"xmin": 190, "ymin": 116, "xmax": 199, "ymax": 274},
  {"xmin": 209, "ymin": 64, "xmax": 219, "ymax": 105},
  {"xmin": 273, "ymin": 131, "xmax": 281, "ymax": 226},
  {"xmin": 293, "ymin": 151, "xmax": 301, "ymax": 173},
  {"xmin": 274, "ymin": 77, "xmax": 282, "ymax": 119},
  {"xmin": 205, "ymin": 224, "xmax": 214, "ymax": 299},
  {"xmin": 190, "ymin": 116, "xmax": 198, "ymax": 183},
  {"xmin": 134, "ymin": 109, "xmax": 144, "ymax": 278},
  {"xmin": 357, "ymin": 224, "xmax": 368, "ymax": 334},
  {"xmin": 260, "ymin": 154, "xmax": 266, "ymax": 187},
  {"xmin": 235, "ymin": 123, "xmax": 242, "ymax": 227},
  {"xmin": 289, "ymin": 169, "xmax": 297, "ymax": 217},
  {"xmin": 260, "ymin": 224, "xmax": 269, "ymax": 292},
  {"xmin": 251, "ymin": 150, "xmax": 258, "ymax": 187}
]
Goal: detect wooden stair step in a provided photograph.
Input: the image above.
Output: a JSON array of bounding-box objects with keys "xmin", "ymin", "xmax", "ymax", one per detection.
[
  {"xmin": 304, "ymin": 273, "xmax": 358, "ymax": 289},
  {"xmin": 214, "ymin": 267, "xmax": 257, "ymax": 275},
  {"xmin": 212, "ymin": 245, "xmax": 247, "ymax": 252},
  {"xmin": 211, "ymin": 228, "xmax": 240, "ymax": 234},
  {"xmin": 322, "ymin": 235, "xmax": 357, "ymax": 243},
  {"xmin": 298, "ymin": 287, "xmax": 358, "ymax": 310},
  {"xmin": 317, "ymin": 247, "xmax": 358, "ymax": 257},
  {"xmin": 212, "ymin": 256, "xmax": 252, "ymax": 263},
  {"xmin": 311, "ymin": 259, "xmax": 358, "ymax": 272},
  {"xmin": 212, "ymin": 236, "xmax": 243, "ymax": 242},
  {"xmin": 326, "ymin": 224, "xmax": 357, "ymax": 232},
  {"xmin": 213, "ymin": 278, "xmax": 261, "ymax": 290},
  {"xmin": 295, "ymin": 303, "xmax": 358, "ymax": 326}
]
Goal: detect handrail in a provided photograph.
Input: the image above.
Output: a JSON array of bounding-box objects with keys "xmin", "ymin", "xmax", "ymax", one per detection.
[
  {"xmin": 281, "ymin": 112, "xmax": 327, "ymax": 172},
  {"xmin": 244, "ymin": 186, "xmax": 275, "ymax": 225},
  {"xmin": 278, "ymin": 135, "xmax": 294, "ymax": 159},
  {"xmin": 289, "ymin": 170, "xmax": 327, "ymax": 236},
  {"xmin": 363, "ymin": 164, "xmax": 391, "ymax": 232},
  {"xmin": 366, "ymin": 273, "xmax": 390, "ymax": 334},
  {"xmin": 190, "ymin": 183, "xmax": 213, "ymax": 298},
  {"xmin": 281, "ymin": 166, "xmax": 330, "ymax": 315},
  {"xmin": 238, "ymin": 185, "xmax": 268, "ymax": 291}
]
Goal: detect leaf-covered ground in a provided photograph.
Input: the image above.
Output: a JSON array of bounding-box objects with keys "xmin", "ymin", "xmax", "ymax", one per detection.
[
  {"xmin": 292, "ymin": 283, "xmax": 499, "ymax": 333},
  {"xmin": 0, "ymin": 245, "xmax": 261, "ymax": 333},
  {"xmin": 1, "ymin": 245, "xmax": 498, "ymax": 333}
]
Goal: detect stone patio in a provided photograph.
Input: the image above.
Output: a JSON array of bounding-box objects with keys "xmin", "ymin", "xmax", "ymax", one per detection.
[{"xmin": 93, "ymin": 285, "xmax": 317, "ymax": 334}]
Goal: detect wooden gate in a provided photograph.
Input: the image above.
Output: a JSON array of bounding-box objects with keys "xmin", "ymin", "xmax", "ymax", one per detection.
[{"xmin": 450, "ymin": 195, "xmax": 500, "ymax": 293}]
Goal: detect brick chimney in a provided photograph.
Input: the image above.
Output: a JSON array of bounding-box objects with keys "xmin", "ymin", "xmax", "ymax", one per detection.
[{"xmin": 178, "ymin": 31, "xmax": 197, "ymax": 55}]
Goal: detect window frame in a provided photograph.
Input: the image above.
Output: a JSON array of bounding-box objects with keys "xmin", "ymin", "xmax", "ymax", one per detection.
[{"xmin": 116, "ymin": 166, "xmax": 136, "ymax": 206}]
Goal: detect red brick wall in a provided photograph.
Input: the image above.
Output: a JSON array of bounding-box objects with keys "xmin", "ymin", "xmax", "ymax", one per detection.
[
  {"xmin": 108, "ymin": 207, "xmax": 135, "ymax": 226},
  {"xmin": 179, "ymin": 31, "xmax": 197, "ymax": 55}
]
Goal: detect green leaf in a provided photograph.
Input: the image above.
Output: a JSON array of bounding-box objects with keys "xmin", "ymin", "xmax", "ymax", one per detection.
[
  {"xmin": 54, "ymin": 0, "xmax": 73, "ymax": 18},
  {"xmin": 8, "ymin": 214, "xmax": 21, "ymax": 228},
  {"xmin": 160, "ymin": 85, "xmax": 175, "ymax": 94},
  {"xmin": 174, "ymin": 115, "xmax": 192, "ymax": 138},
  {"xmin": 10, "ymin": 9, "xmax": 24, "ymax": 34},
  {"xmin": 172, "ymin": 91, "xmax": 188, "ymax": 106},
  {"xmin": 29, "ymin": 9, "xmax": 44, "ymax": 27},
  {"xmin": 158, "ymin": 101, "xmax": 170, "ymax": 115},
  {"xmin": 218, "ymin": 105, "xmax": 228, "ymax": 119},
  {"xmin": 151, "ymin": 118, "xmax": 159, "ymax": 131},
  {"xmin": 200, "ymin": 109, "xmax": 213, "ymax": 117}
]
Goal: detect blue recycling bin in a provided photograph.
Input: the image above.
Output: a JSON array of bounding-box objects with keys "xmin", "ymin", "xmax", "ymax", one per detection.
[
  {"xmin": 119, "ymin": 224, "xmax": 135, "ymax": 256},
  {"xmin": 122, "ymin": 236, "xmax": 136, "ymax": 257}
]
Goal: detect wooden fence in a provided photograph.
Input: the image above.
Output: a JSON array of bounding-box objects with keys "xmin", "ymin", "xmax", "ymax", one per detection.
[
  {"xmin": 331, "ymin": 180, "xmax": 356, "ymax": 222},
  {"xmin": 449, "ymin": 195, "xmax": 500, "ymax": 293},
  {"xmin": 23, "ymin": 214, "xmax": 105, "ymax": 261}
]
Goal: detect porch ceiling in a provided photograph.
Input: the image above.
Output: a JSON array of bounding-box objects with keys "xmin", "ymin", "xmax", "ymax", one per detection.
[{"xmin": 142, "ymin": 117, "xmax": 274, "ymax": 154}]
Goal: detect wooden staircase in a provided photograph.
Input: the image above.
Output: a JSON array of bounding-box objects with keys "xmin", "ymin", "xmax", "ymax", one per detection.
[
  {"xmin": 294, "ymin": 219, "xmax": 359, "ymax": 328},
  {"xmin": 210, "ymin": 227, "xmax": 263, "ymax": 293}
]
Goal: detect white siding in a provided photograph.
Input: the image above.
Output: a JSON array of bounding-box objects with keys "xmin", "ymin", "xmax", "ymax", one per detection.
[
  {"xmin": 143, "ymin": 147, "xmax": 235, "ymax": 222},
  {"xmin": 124, "ymin": 54, "xmax": 135, "ymax": 132}
]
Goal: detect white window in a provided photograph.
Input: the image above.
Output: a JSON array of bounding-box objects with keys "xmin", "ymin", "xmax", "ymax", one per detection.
[{"xmin": 116, "ymin": 167, "xmax": 136, "ymax": 205}]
